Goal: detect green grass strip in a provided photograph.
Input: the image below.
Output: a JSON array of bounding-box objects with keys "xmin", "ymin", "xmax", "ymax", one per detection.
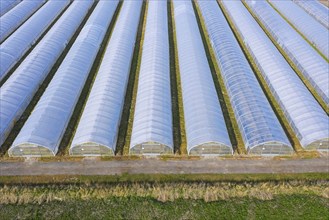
[
  {"xmin": 168, "ymin": 0, "xmax": 187, "ymax": 155},
  {"xmin": 0, "ymin": 172, "xmax": 328, "ymax": 185},
  {"xmin": 168, "ymin": 1, "xmax": 184, "ymax": 154}
]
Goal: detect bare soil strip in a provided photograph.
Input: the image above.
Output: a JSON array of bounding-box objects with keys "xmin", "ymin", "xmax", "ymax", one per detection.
[{"xmin": 0, "ymin": 157, "xmax": 328, "ymax": 176}]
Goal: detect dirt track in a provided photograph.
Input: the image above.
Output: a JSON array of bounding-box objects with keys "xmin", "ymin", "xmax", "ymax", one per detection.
[{"xmin": 0, "ymin": 157, "xmax": 328, "ymax": 176}]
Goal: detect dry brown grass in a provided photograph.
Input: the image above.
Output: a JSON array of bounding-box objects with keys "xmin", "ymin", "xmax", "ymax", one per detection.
[{"xmin": 0, "ymin": 181, "xmax": 328, "ymax": 204}]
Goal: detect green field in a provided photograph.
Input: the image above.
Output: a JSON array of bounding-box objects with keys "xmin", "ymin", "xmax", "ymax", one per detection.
[{"xmin": 1, "ymin": 195, "xmax": 328, "ymax": 219}]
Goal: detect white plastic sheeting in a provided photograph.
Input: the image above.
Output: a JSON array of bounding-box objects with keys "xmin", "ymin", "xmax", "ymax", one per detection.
[
  {"xmin": 269, "ymin": 0, "xmax": 329, "ymax": 59},
  {"xmin": 0, "ymin": 0, "xmax": 69, "ymax": 82},
  {"xmin": 70, "ymin": 1, "xmax": 142, "ymax": 156},
  {"xmin": 246, "ymin": 1, "xmax": 329, "ymax": 107},
  {"xmin": 197, "ymin": 1, "xmax": 292, "ymax": 155},
  {"xmin": 9, "ymin": 0, "xmax": 118, "ymax": 157},
  {"xmin": 173, "ymin": 1, "xmax": 232, "ymax": 155},
  {"xmin": 1, "ymin": 1, "xmax": 93, "ymax": 150},
  {"xmin": 0, "ymin": 0, "xmax": 45, "ymax": 43},
  {"xmin": 222, "ymin": 1, "xmax": 329, "ymax": 150},
  {"xmin": 130, "ymin": 1, "xmax": 173, "ymax": 155},
  {"xmin": 293, "ymin": 0, "xmax": 329, "ymax": 29},
  {"xmin": 0, "ymin": 0, "xmax": 21, "ymax": 16}
]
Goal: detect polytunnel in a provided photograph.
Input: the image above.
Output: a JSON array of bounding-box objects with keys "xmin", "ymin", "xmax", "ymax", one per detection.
[
  {"xmin": 269, "ymin": 0, "xmax": 329, "ymax": 59},
  {"xmin": 9, "ymin": 0, "xmax": 118, "ymax": 157},
  {"xmin": 173, "ymin": 1, "xmax": 232, "ymax": 155},
  {"xmin": 0, "ymin": 0, "xmax": 69, "ymax": 81},
  {"xmin": 130, "ymin": 1, "xmax": 173, "ymax": 155},
  {"xmin": 293, "ymin": 0, "xmax": 329, "ymax": 29},
  {"xmin": 197, "ymin": 0, "xmax": 293, "ymax": 155},
  {"xmin": 0, "ymin": 0, "xmax": 45, "ymax": 43},
  {"xmin": 70, "ymin": 1, "xmax": 143, "ymax": 156},
  {"xmin": 222, "ymin": 0, "xmax": 329, "ymax": 151},
  {"xmin": 0, "ymin": 0, "xmax": 93, "ymax": 147},
  {"xmin": 0, "ymin": 0, "xmax": 21, "ymax": 16},
  {"xmin": 246, "ymin": 0, "xmax": 329, "ymax": 107}
]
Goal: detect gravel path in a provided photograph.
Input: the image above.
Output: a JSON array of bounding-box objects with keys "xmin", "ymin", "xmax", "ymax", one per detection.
[{"xmin": 0, "ymin": 157, "xmax": 328, "ymax": 176}]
